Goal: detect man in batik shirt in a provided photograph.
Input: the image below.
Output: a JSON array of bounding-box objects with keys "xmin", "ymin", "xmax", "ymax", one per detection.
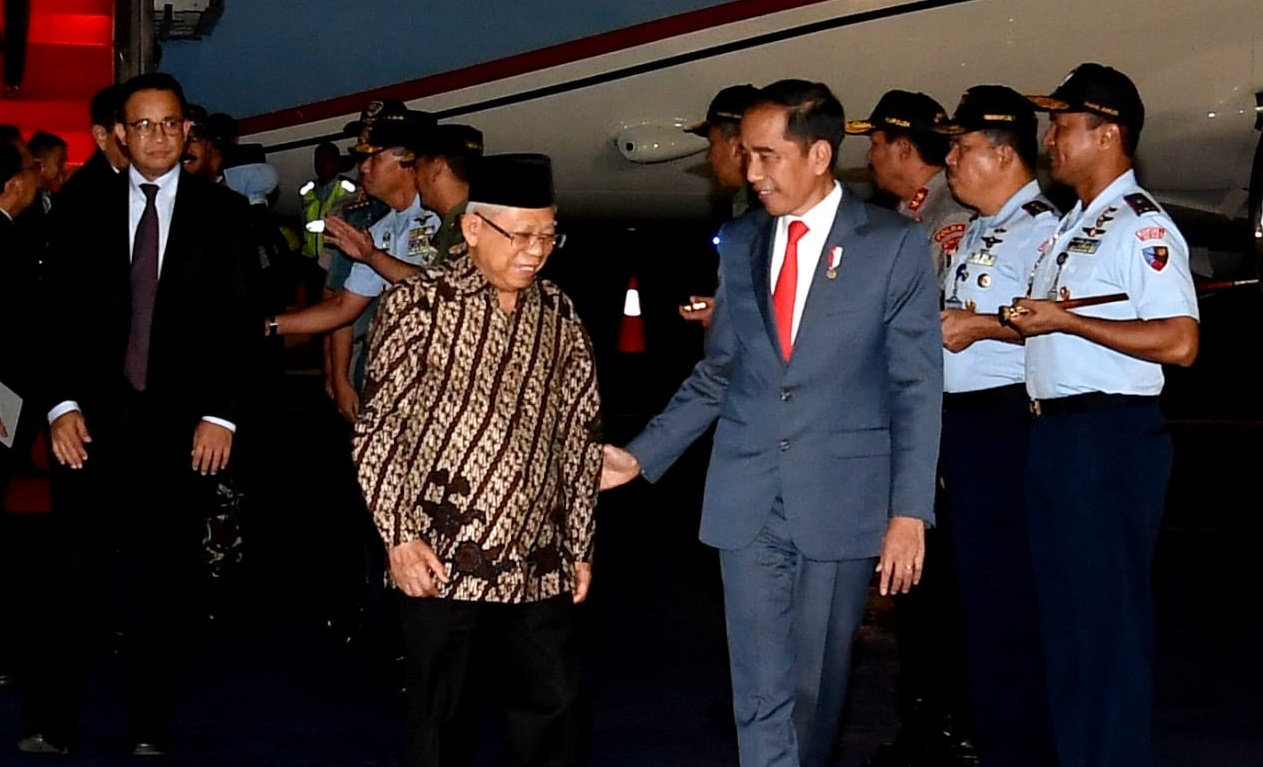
[{"xmin": 354, "ymin": 153, "xmax": 600, "ymax": 767}]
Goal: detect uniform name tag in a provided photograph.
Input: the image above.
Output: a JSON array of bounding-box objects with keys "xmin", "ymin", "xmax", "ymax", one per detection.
[{"xmin": 1067, "ymin": 237, "xmax": 1100, "ymax": 254}]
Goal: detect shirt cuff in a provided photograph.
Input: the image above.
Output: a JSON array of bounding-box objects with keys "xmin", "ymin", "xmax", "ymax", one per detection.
[
  {"xmin": 48, "ymin": 401, "xmax": 80, "ymax": 423},
  {"xmin": 202, "ymin": 416, "xmax": 237, "ymax": 433}
]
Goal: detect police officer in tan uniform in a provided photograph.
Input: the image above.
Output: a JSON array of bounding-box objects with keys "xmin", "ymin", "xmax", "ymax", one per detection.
[
  {"xmin": 850, "ymin": 89, "xmax": 977, "ymax": 767},
  {"xmin": 848, "ymin": 91, "xmax": 975, "ymax": 283}
]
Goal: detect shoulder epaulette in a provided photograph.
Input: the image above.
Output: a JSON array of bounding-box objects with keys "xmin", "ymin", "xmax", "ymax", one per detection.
[
  {"xmin": 1022, "ymin": 199, "xmax": 1055, "ymax": 217},
  {"xmin": 1123, "ymin": 192, "xmax": 1160, "ymax": 216}
]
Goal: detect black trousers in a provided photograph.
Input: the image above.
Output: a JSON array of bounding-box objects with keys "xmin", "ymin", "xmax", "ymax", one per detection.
[
  {"xmin": 399, "ymin": 593, "xmax": 585, "ymax": 767},
  {"xmin": 2, "ymin": 0, "xmax": 30, "ymax": 87},
  {"xmin": 1026, "ymin": 400, "xmax": 1170, "ymax": 767},
  {"xmin": 941, "ymin": 385, "xmax": 1055, "ymax": 767},
  {"xmin": 27, "ymin": 389, "xmax": 212, "ymax": 746}
]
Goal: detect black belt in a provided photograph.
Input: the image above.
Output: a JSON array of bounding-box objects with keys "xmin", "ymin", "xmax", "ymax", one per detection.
[
  {"xmin": 1029, "ymin": 392, "xmax": 1158, "ymax": 417},
  {"xmin": 942, "ymin": 383, "xmax": 1028, "ymax": 412}
]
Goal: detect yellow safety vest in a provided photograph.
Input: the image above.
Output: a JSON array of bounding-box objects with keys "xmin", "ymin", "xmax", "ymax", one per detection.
[{"xmin": 301, "ymin": 179, "xmax": 352, "ymax": 258}]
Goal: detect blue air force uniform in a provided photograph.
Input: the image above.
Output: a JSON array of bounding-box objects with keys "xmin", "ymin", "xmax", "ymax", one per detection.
[
  {"xmin": 1025, "ymin": 169, "xmax": 1198, "ymax": 398},
  {"xmin": 936, "ymin": 86, "xmax": 1061, "ymax": 767},
  {"xmin": 1023, "ymin": 63, "xmax": 1200, "ymax": 767},
  {"xmin": 1023, "ymin": 169, "xmax": 1197, "ymax": 767}
]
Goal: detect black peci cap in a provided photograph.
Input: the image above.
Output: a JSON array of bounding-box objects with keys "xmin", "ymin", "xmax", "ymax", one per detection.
[
  {"xmin": 1028, "ymin": 63, "xmax": 1145, "ymax": 133},
  {"xmin": 468, "ymin": 153, "xmax": 555, "ymax": 209},
  {"xmin": 684, "ymin": 84, "xmax": 760, "ymax": 137},
  {"xmin": 846, "ymin": 90, "xmax": 948, "ymax": 136},
  {"xmin": 935, "ymin": 85, "xmax": 1038, "ymax": 135}
]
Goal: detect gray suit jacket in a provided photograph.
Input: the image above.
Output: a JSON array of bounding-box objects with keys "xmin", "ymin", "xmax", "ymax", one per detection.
[{"xmin": 628, "ymin": 188, "xmax": 943, "ymax": 561}]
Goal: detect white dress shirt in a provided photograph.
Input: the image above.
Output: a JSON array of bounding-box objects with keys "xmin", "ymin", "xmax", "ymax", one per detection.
[
  {"xmin": 769, "ymin": 181, "xmax": 843, "ymax": 342},
  {"xmin": 126, "ymin": 163, "xmax": 180, "ymax": 267},
  {"xmin": 49, "ymin": 164, "xmax": 236, "ymax": 432}
]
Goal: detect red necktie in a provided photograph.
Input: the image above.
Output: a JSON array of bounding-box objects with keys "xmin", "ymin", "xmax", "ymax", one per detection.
[{"xmin": 772, "ymin": 219, "xmax": 809, "ymax": 361}]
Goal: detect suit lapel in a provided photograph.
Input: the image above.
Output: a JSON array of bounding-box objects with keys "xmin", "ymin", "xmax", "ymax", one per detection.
[
  {"xmin": 115, "ymin": 170, "xmax": 132, "ymax": 272},
  {"xmin": 792, "ymin": 189, "xmax": 867, "ymax": 356},
  {"xmin": 158, "ymin": 170, "xmax": 196, "ymax": 287},
  {"xmin": 748, "ymin": 219, "xmax": 782, "ymax": 360}
]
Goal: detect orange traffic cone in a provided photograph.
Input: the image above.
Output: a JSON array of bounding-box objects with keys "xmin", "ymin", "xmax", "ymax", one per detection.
[{"xmin": 617, "ymin": 277, "xmax": 646, "ymax": 353}]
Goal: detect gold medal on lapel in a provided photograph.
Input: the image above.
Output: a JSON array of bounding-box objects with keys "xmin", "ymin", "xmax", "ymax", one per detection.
[{"xmin": 826, "ymin": 245, "xmax": 843, "ymax": 280}]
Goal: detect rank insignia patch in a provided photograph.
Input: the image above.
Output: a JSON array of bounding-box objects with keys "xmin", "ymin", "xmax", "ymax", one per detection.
[
  {"xmin": 1143, "ymin": 246, "xmax": 1169, "ymax": 272},
  {"xmin": 1023, "ymin": 200, "xmax": 1055, "ymax": 217},
  {"xmin": 906, "ymin": 187, "xmax": 928, "ymax": 213},
  {"xmin": 967, "ymin": 251, "xmax": 996, "ymax": 266},
  {"xmin": 1124, "ymin": 193, "xmax": 1159, "ymax": 216},
  {"xmin": 1067, "ymin": 238, "xmax": 1100, "ymax": 254}
]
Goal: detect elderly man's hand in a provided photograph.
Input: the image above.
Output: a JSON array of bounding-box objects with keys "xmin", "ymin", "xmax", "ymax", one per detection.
[
  {"xmin": 332, "ymin": 377, "xmax": 360, "ymax": 423},
  {"xmin": 600, "ymin": 445, "xmax": 641, "ymax": 490},
  {"xmin": 390, "ymin": 539, "xmax": 450, "ymax": 598},
  {"xmin": 573, "ymin": 562, "xmax": 592, "ymax": 604},
  {"xmin": 876, "ymin": 516, "xmax": 926, "ymax": 596},
  {"xmin": 323, "ymin": 215, "xmax": 377, "ymax": 262}
]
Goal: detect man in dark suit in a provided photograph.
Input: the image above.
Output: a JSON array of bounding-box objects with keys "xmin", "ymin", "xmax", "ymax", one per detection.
[
  {"xmin": 55, "ymin": 84, "xmax": 130, "ymax": 210},
  {"xmin": 602, "ymin": 80, "xmax": 943, "ymax": 767},
  {"xmin": 0, "ymin": 135, "xmax": 41, "ymax": 492},
  {"xmin": 1, "ymin": 140, "xmax": 41, "ymax": 687},
  {"xmin": 19, "ymin": 72, "xmax": 259, "ymax": 757}
]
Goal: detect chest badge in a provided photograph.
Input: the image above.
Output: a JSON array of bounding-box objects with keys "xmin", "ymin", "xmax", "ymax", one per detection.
[
  {"xmin": 826, "ymin": 246, "xmax": 843, "ymax": 280},
  {"xmin": 1067, "ymin": 237, "xmax": 1100, "ymax": 254}
]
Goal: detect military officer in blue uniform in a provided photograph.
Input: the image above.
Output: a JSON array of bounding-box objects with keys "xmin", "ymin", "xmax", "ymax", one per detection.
[
  {"xmin": 1005, "ymin": 64, "xmax": 1199, "ymax": 767},
  {"xmin": 269, "ymin": 100, "xmax": 441, "ymax": 340},
  {"xmin": 935, "ymin": 85, "xmax": 1059, "ymax": 767}
]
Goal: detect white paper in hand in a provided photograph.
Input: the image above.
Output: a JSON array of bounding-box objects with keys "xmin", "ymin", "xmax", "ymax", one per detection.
[{"xmin": 0, "ymin": 380, "xmax": 23, "ymax": 449}]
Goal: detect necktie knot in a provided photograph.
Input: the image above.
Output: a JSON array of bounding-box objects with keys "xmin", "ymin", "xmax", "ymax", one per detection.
[
  {"xmin": 788, "ymin": 219, "xmax": 809, "ymax": 246},
  {"xmin": 141, "ymin": 183, "xmax": 159, "ymax": 203}
]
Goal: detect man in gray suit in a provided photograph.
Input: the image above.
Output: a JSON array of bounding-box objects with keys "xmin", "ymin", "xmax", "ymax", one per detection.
[{"xmin": 602, "ymin": 80, "xmax": 943, "ymax": 767}]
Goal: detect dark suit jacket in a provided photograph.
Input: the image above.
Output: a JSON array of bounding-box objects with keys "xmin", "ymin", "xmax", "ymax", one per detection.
[
  {"xmin": 1, "ymin": 210, "xmax": 40, "ymax": 394},
  {"xmin": 55, "ymin": 150, "xmax": 121, "ymax": 211},
  {"xmin": 43, "ymin": 167, "xmax": 260, "ymax": 437},
  {"xmin": 628, "ymin": 188, "xmax": 943, "ymax": 561}
]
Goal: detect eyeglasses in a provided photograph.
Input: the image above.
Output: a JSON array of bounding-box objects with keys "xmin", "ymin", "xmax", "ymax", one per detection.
[
  {"xmin": 125, "ymin": 117, "xmax": 185, "ymax": 137},
  {"xmin": 474, "ymin": 212, "xmax": 565, "ymax": 251}
]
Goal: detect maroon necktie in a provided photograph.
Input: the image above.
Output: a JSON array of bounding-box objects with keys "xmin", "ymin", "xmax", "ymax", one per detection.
[
  {"xmin": 124, "ymin": 183, "xmax": 159, "ymax": 391},
  {"xmin": 772, "ymin": 220, "xmax": 809, "ymax": 361}
]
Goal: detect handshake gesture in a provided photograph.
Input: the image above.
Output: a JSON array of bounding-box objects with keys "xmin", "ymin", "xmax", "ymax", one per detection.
[{"xmin": 599, "ymin": 445, "xmax": 641, "ymax": 490}]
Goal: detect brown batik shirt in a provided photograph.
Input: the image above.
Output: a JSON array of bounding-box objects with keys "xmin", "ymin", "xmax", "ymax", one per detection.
[{"xmin": 353, "ymin": 256, "xmax": 602, "ymax": 604}]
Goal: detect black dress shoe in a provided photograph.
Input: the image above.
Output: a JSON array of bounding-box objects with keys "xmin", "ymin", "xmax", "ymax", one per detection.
[
  {"xmin": 131, "ymin": 742, "xmax": 168, "ymax": 757},
  {"xmin": 16, "ymin": 733, "xmax": 69, "ymax": 754}
]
